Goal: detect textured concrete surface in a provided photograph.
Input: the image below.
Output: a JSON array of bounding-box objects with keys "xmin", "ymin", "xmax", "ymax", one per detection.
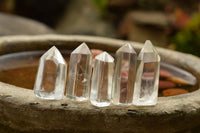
[{"xmin": 0, "ymin": 35, "xmax": 200, "ymax": 133}]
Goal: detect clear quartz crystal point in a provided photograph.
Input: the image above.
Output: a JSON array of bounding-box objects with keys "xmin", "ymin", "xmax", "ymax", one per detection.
[
  {"xmin": 133, "ymin": 40, "xmax": 160, "ymax": 106},
  {"xmin": 66, "ymin": 43, "xmax": 92, "ymax": 101},
  {"xmin": 34, "ymin": 46, "xmax": 67, "ymax": 100},
  {"xmin": 90, "ymin": 52, "xmax": 114, "ymax": 107},
  {"xmin": 112, "ymin": 43, "xmax": 137, "ymax": 106}
]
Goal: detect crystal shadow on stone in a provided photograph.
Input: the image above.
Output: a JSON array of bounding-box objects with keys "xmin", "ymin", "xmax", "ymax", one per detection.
[
  {"xmin": 90, "ymin": 52, "xmax": 114, "ymax": 107},
  {"xmin": 133, "ymin": 40, "xmax": 160, "ymax": 106},
  {"xmin": 34, "ymin": 46, "xmax": 67, "ymax": 100},
  {"xmin": 66, "ymin": 43, "xmax": 92, "ymax": 101}
]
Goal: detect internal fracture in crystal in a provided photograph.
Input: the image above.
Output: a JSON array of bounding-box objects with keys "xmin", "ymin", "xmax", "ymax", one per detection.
[
  {"xmin": 133, "ymin": 40, "xmax": 160, "ymax": 106},
  {"xmin": 66, "ymin": 43, "xmax": 92, "ymax": 101},
  {"xmin": 112, "ymin": 43, "xmax": 137, "ymax": 105},
  {"xmin": 34, "ymin": 46, "xmax": 67, "ymax": 100},
  {"xmin": 90, "ymin": 52, "xmax": 114, "ymax": 107}
]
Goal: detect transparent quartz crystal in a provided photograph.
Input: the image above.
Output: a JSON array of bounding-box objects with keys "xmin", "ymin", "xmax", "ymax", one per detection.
[
  {"xmin": 133, "ymin": 40, "xmax": 160, "ymax": 106},
  {"xmin": 112, "ymin": 43, "xmax": 137, "ymax": 106},
  {"xmin": 90, "ymin": 52, "xmax": 114, "ymax": 107},
  {"xmin": 66, "ymin": 43, "xmax": 92, "ymax": 101},
  {"xmin": 34, "ymin": 46, "xmax": 67, "ymax": 100}
]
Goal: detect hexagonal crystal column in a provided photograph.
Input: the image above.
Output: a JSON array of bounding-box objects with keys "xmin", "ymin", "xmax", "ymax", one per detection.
[
  {"xmin": 66, "ymin": 43, "xmax": 92, "ymax": 101},
  {"xmin": 34, "ymin": 46, "xmax": 67, "ymax": 100},
  {"xmin": 133, "ymin": 40, "xmax": 160, "ymax": 106},
  {"xmin": 112, "ymin": 43, "xmax": 137, "ymax": 106},
  {"xmin": 90, "ymin": 52, "xmax": 114, "ymax": 107}
]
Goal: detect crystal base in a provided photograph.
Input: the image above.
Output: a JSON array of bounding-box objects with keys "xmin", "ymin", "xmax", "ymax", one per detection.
[
  {"xmin": 90, "ymin": 100, "xmax": 111, "ymax": 107},
  {"xmin": 66, "ymin": 94, "xmax": 88, "ymax": 101}
]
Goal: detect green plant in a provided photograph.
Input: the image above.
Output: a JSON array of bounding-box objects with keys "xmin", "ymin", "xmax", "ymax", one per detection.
[
  {"xmin": 92, "ymin": 0, "xmax": 109, "ymax": 14},
  {"xmin": 171, "ymin": 13, "xmax": 200, "ymax": 56}
]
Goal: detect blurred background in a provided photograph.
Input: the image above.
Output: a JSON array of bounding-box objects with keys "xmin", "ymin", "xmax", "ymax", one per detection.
[{"xmin": 0, "ymin": 0, "xmax": 200, "ymax": 56}]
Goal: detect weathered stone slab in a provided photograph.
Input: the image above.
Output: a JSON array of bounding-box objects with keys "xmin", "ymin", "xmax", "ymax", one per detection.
[
  {"xmin": 0, "ymin": 35, "xmax": 200, "ymax": 133},
  {"xmin": 0, "ymin": 13, "xmax": 53, "ymax": 36}
]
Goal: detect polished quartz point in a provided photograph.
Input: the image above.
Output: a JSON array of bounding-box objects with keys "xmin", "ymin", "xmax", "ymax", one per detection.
[
  {"xmin": 133, "ymin": 40, "xmax": 160, "ymax": 106},
  {"xmin": 112, "ymin": 43, "xmax": 137, "ymax": 106},
  {"xmin": 34, "ymin": 46, "xmax": 67, "ymax": 100},
  {"xmin": 66, "ymin": 43, "xmax": 92, "ymax": 101},
  {"xmin": 90, "ymin": 52, "xmax": 114, "ymax": 107}
]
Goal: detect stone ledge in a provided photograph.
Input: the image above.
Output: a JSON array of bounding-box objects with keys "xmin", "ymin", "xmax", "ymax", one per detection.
[{"xmin": 0, "ymin": 35, "xmax": 200, "ymax": 133}]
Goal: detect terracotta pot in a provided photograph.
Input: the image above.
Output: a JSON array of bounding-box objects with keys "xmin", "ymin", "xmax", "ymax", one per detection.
[{"xmin": 0, "ymin": 35, "xmax": 200, "ymax": 133}]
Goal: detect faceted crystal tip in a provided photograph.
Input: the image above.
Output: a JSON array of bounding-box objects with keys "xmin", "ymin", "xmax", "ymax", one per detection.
[
  {"xmin": 117, "ymin": 43, "xmax": 136, "ymax": 54},
  {"xmin": 41, "ymin": 46, "xmax": 66, "ymax": 64},
  {"xmin": 141, "ymin": 40, "xmax": 159, "ymax": 53},
  {"xmin": 72, "ymin": 42, "xmax": 92, "ymax": 55},
  {"xmin": 95, "ymin": 52, "xmax": 114, "ymax": 62},
  {"xmin": 138, "ymin": 40, "xmax": 160, "ymax": 62}
]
